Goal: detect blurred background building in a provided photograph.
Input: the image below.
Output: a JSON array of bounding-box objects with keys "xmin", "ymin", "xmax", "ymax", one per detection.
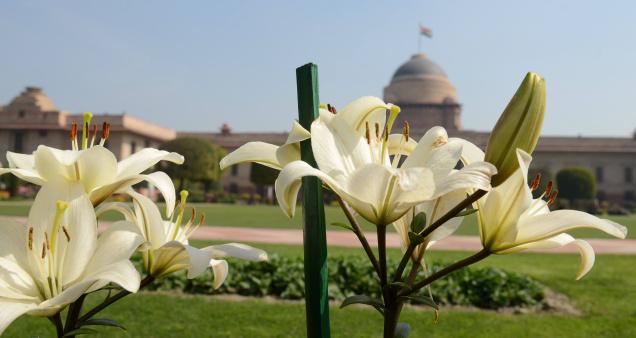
[{"xmin": 2, "ymin": 53, "xmax": 635, "ymax": 203}]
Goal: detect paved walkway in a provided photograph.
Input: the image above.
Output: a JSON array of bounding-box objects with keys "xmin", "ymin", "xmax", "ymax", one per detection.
[{"xmin": 3, "ymin": 216, "xmax": 633, "ymax": 254}]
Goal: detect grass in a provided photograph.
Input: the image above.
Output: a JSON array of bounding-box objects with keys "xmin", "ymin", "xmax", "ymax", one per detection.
[
  {"xmin": 5, "ymin": 243, "xmax": 636, "ymax": 337},
  {"xmin": 1, "ymin": 201, "xmax": 634, "ymax": 239}
]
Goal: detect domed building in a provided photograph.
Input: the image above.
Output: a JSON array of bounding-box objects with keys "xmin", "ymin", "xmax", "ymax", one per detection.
[{"xmin": 384, "ymin": 53, "xmax": 461, "ymax": 133}]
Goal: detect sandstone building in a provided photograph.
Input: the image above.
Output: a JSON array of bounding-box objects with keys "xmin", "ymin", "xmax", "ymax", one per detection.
[
  {"xmin": 0, "ymin": 87, "xmax": 176, "ymax": 162},
  {"xmin": 185, "ymin": 53, "xmax": 636, "ymax": 203},
  {"xmin": 2, "ymin": 53, "xmax": 635, "ymax": 203}
]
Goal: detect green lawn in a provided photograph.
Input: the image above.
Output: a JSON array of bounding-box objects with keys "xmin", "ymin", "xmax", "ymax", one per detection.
[
  {"xmin": 5, "ymin": 243, "xmax": 636, "ymax": 337},
  {"xmin": 1, "ymin": 201, "xmax": 634, "ymax": 239}
]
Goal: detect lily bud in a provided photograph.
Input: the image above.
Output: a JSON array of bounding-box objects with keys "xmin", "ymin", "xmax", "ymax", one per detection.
[{"xmin": 485, "ymin": 72, "xmax": 546, "ymax": 187}]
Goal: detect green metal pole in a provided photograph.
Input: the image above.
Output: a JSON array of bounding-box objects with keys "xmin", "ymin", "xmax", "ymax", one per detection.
[{"xmin": 296, "ymin": 63, "xmax": 331, "ymax": 338}]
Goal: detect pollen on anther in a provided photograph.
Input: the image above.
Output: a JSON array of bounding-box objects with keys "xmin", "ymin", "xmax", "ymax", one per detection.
[
  {"xmin": 199, "ymin": 214, "xmax": 206, "ymax": 226},
  {"xmin": 62, "ymin": 226, "xmax": 71, "ymax": 242},
  {"xmin": 70, "ymin": 122, "xmax": 78, "ymax": 140},
  {"xmin": 402, "ymin": 121, "xmax": 410, "ymax": 141},
  {"xmin": 530, "ymin": 173, "xmax": 541, "ymax": 191},
  {"xmin": 28, "ymin": 227, "xmax": 33, "ymax": 250},
  {"xmin": 375, "ymin": 123, "xmax": 380, "ymax": 140},
  {"xmin": 544, "ymin": 180, "xmax": 553, "ymax": 196},
  {"xmin": 365, "ymin": 122, "xmax": 371, "ymax": 144},
  {"xmin": 44, "ymin": 232, "xmax": 50, "ymax": 250},
  {"xmin": 41, "ymin": 243, "xmax": 47, "ymax": 259},
  {"xmin": 102, "ymin": 122, "xmax": 111, "ymax": 140},
  {"xmin": 548, "ymin": 190, "xmax": 558, "ymax": 206}
]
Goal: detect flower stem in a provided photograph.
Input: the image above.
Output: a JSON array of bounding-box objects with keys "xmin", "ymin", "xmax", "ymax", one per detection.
[
  {"xmin": 377, "ymin": 224, "xmax": 388, "ymax": 290},
  {"xmin": 49, "ymin": 313, "xmax": 64, "ymax": 338},
  {"xmin": 77, "ymin": 276, "xmax": 155, "ymax": 323},
  {"xmin": 417, "ymin": 189, "xmax": 487, "ymax": 239},
  {"xmin": 336, "ymin": 196, "xmax": 381, "ymax": 277},
  {"xmin": 400, "ymin": 249, "xmax": 490, "ymax": 297}
]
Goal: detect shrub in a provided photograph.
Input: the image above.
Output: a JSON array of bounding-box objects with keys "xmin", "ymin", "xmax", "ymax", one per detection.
[
  {"xmin": 143, "ymin": 255, "xmax": 545, "ymax": 310},
  {"xmin": 556, "ymin": 168, "xmax": 596, "ymax": 201}
]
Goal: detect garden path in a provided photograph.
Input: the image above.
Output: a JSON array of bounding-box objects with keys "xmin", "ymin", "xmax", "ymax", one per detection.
[{"xmin": 3, "ymin": 216, "xmax": 632, "ymax": 254}]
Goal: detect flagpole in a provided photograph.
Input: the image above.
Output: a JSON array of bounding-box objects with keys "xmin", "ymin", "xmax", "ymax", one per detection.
[{"xmin": 418, "ymin": 33, "xmax": 421, "ymax": 53}]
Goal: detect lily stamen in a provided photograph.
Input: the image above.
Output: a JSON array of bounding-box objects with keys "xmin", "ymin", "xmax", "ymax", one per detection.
[
  {"xmin": 90, "ymin": 124, "xmax": 97, "ymax": 148},
  {"xmin": 529, "ymin": 173, "xmax": 541, "ymax": 191},
  {"xmin": 544, "ymin": 180, "xmax": 553, "ymax": 197},
  {"xmin": 402, "ymin": 121, "xmax": 410, "ymax": 142},
  {"xmin": 70, "ymin": 122, "xmax": 78, "ymax": 151},
  {"xmin": 548, "ymin": 190, "xmax": 558, "ymax": 206},
  {"xmin": 327, "ymin": 104, "xmax": 337, "ymax": 114},
  {"xmin": 99, "ymin": 122, "xmax": 111, "ymax": 146},
  {"xmin": 365, "ymin": 122, "xmax": 371, "ymax": 144},
  {"xmin": 41, "ymin": 243, "xmax": 46, "ymax": 259},
  {"xmin": 28, "ymin": 227, "xmax": 33, "ymax": 250},
  {"xmin": 375, "ymin": 123, "xmax": 380, "ymax": 140},
  {"xmin": 62, "ymin": 226, "xmax": 71, "ymax": 242}
]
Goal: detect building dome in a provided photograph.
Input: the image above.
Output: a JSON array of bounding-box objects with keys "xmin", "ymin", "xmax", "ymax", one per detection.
[
  {"xmin": 391, "ymin": 53, "xmax": 447, "ymax": 81},
  {"xmin": 384, "ymin": 53, "xmax": 458, "ymax": 105}
]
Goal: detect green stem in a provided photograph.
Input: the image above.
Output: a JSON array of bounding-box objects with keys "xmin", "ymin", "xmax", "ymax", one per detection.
[
  {"xmin": 417, "ymin": 189, "xmax": 486, "ymax": 239},
  {"xmin": 49, "ymin": 313, "xmax": 64, "ymax": 338},
  {"xmin": 78, "ymin": 276, "xmax": 155, "ymax": 323},
  {"xmin": 336, "ymin": 196, "xmax": 381, "ymax": 277},
  {"xmin": 63, "ymin": 294, "xmax": 86, "ymax": 335},
  {"xmin": 400, "ymin": 249, "xmax": 490, "ymax": 297},
  {"xmin": 392, "ymin": 245, "xmax": 416, "ymax": 283},
  {"xmin": 383, "ymin": 298, "xmax": 403, "ymax": 338},
  {"xmin": 377, "ymin": 224, "xmax": 388, "ymax": 291}
]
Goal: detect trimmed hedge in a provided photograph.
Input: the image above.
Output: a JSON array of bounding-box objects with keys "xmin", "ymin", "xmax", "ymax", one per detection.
[{"xmin": 144, "ymin": 255, "xmax": 545, "ymax": 310}]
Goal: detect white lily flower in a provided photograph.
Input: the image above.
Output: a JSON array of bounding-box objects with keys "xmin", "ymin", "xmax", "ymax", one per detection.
[
  {"xmin": 477, "ymin": 149, "xmax": 627, "ymax": 279},
  {"xmin": 276, "ymin": 96, "xmax": 497, "ymax": 225},
  {"xmin": 0, "ymin": 114, "xmax": 184, "ymax": 216},
  {"xmin": 102, "ymin": 190, "xmax": 267, "ymax": 288},
  {"xmin": 0, "ymin": 182, "xmax": 143, "ymax": 334},
  {"xmin": 219, "ymin": 121, "xmax": 310, "ymax": 171}
]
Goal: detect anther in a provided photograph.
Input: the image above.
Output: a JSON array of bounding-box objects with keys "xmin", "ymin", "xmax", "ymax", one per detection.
[
  {"xmin": 402, "ymin": 121, "xmax": 410, "ymax": 142},
  {"xmin": 365, "ymin": 122, "xmax": 371, "ymax": 144},
  {"xmin": 327, "ymin": 104, "xmax": 337, "ymax": 114},
  {"xmin": 41, "ymin": 243, "xmax": 47, "ymax": 259},
  {"xmin": 199, "ymin": 214, "xmax": 206, "ymax": 226},
  {"xmin": 28, "ymin": 227, "xmax": 33, "ymax": 250},
  {"xmin": 102, "ymin": 122, "xmax": 110, "ymax": 139},
  {"xmin": 70, "ymin": 122, "xmax": 78, "ymax": 140},
  {"xmin": 384, "ymin": 126, "xmax": 389, "ymax": 142},
  {"xmin": 544, "ymin": 180, "xmax": 553, "ymax": 196},
  {"xmin": 375, "ymin": 123, "xmax": 380, "ymax": 140},
  {"xmin": 530, "ymin": 173, "xmax": 541, "ymax": 191},
  {"xmin": 62, "ymin": 226, "xmax": 71, "ymax": 242},
  {"xmin": 548, "ymin": 190, "xmax": 558, "ymax": 206},
  {"xmin": 44, "ymin": 232, "xmax": 50, "ymax": 250}
]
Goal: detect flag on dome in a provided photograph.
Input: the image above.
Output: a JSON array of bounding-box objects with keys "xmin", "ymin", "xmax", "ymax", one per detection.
[{"xmin": 419, "ymin": 24, "xmax": 433, "ymax": 38}]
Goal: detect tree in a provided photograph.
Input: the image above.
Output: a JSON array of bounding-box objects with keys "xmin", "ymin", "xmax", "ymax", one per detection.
[
  {"xmin": 160, "ymin": 137, "xmax": 227, "ymax": 192},
  {"xmin": 556, "ymin": 168, "xmax": 596, "ymax": 202},
  {"xmin": 250, "ymin": 163, "xmax": 278, "ymax": 203}
]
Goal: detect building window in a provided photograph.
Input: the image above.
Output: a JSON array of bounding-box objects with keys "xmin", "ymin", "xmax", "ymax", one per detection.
[
  {"xmin": 38, "ymin": 130, "xmax": 48, "ymax": 137},
  {"xmin": 625, "ymin": 167, "xmax": 633, "ymax": 183},
  {"xmin": 595, "ymin": 167, "xmax": 604, "ymax": 183},
  {"xmin": 625, "ymin": 191, "xmax": 635, "ymax": 201},
  {"xmin": 130, "ymin": 141, "xmax": 137, "ymax": 154},
  {"xmin": 13, "ymin": 132, "xmax": 24, "ymax": 152},
  {"xmin": 18, "ymin": 110, "xmax": 25, "ymax": 118},
  {"xmin": 231, "ymin": 164, "xmax": 239, "ymax": 177}
]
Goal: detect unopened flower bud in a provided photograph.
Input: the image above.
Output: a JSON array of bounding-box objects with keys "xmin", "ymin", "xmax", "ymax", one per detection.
[{"xmin": 485, "ymin": 72, "xmax": 546, "ymax": 186}]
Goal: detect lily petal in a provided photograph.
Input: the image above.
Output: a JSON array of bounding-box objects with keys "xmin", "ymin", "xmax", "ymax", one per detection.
[
  {"xmin": 0, "ymin": 300, "xmax": 36, "ymax": 335},
  {"xmin": 203, "ymin": 243, "xmax": 268, "ymax": 261},
  {"xmin": 498, "ymin": 233, "xmax": 595, "ymax": 280},
  {"xmin": 337, "ymin": 96, "xmax": 390, "ymax": 135},
  {"xmin": 220, "ymin": 142, "xmax": 281, "ymax": 170},
  {"xmin": 515, "ymin": 210, "xmax": 628, "ymax": 244},
  {"xmin": 115, "ymin": 148, "xmax": 184, "ymax": 179}
]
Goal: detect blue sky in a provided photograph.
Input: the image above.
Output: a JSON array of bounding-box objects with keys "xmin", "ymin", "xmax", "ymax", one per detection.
[{"xmin": 1, "ymin": 0, "xmax": 635, "ymax": 136}]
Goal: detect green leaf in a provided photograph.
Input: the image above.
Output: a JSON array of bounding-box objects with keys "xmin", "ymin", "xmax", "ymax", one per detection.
[
  {"xmin": 456, "ymin": 208, "xmax": 478, "ymax": 217},
  {"xmin": 81, "ymin": 318, "xmax": 126, "ymax": 331},
  {"xmin": 340, "ymin": 295, "xmax": 384, "ymax": 315},
  {"xmin": 400, "ymin": 295, "xmax": 439, "ymax": 310},
  {"xmin": 408, "ymin": 231, "xmax": 425, "ymax": 245},
  {"xmin": 395, "ymin": 322, "xmax": 412, "ymax": 338},
  {"xmin": 330, "ymin": 222, "xmax": 353, "ymax": 231},
  {"xmin": 62, "ymin": 328, "xmax": 98, "ymax": 337},
  {"xmin": 409, "ymin": 212, "xmax": 427, "ymax": 233}
]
